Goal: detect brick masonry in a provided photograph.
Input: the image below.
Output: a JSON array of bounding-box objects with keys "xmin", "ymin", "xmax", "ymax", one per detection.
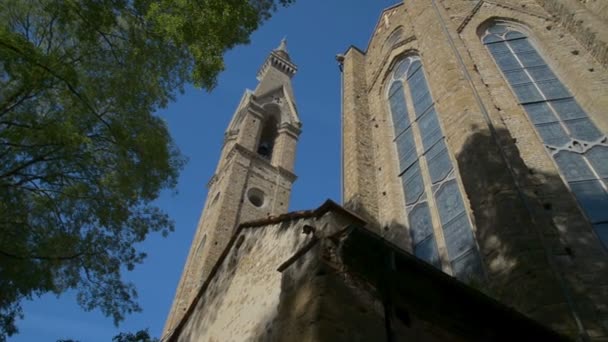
[
  {"xmin": 164, "ymin": 2, "xmax": 608, "ymax": 340},
  {"xmin": 342, "ymin": 1, "xmax": 608, "ymax": 339},
  {"xmin": 162, "ymin": 43, "xmax": 301, "ymax": 336}
]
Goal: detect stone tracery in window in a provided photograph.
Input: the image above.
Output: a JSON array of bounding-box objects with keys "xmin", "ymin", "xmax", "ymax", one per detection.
[
  {"xmin": 482, "ymin": 23, "xmax": 608, "ymax": 248},
  {"xmin": 387, "ymin": 56, "xmax": 482, "ymax": 279}
]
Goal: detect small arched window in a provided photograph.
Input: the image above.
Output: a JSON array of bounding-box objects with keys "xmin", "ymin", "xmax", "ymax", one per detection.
[
  {"xmin": 383, "ymin": 27, "xmax": 404, "ymax": 55},
  {"xmin": 482, "ymin": 23, "xmax": 608, "ymax": 248},
  {"xmin": 387, "ymin": 56, "xmax": 482, "ymax": 280},
  {"xmin": 257, "ymin": 115, "xmax": 278, "ymax": 159}
]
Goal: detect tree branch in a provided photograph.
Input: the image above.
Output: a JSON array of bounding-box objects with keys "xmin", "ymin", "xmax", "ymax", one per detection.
[
  {"xmin": 0, "ymin": 147, "xmax": 62, "ymax": 180},
  {"xmin": 0, "ymin": 248, "xmax": 86, "ymax": 261}
]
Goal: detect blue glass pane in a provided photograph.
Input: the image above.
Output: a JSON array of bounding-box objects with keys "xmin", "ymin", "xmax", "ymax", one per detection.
[
  {"xmin": 410, "ymin": 86, "xmax": 428, "ymax": 107},
  {"xmin": 504, "ymin": 68, "xmax": 531, "ymax": 85},
  {"xmin": 413, "ymin": 93, "xmax": 434, "ymax": 116},
  {"xmin": 409, "ymin": 202, "xmax": 434, "ymax": 243},
  {"xmin": 512, "ymin": 83, "xmax": 544, "ymax": 103},
  {"xmin": 554, "ymin": 151, "xmax": 596, "ymax": 182},
  {"xmin": 488, "ymin": 25, "xmax": 508, "ymax": 35},
  {"xmin": 410, "ymin": 85, "xmax": 428, "ymax": 106},
  {"xmin": 483, "ymin": 34, "xmax": 503, "ymax": 44},
  {"xmin": 414, "ymin": 236, "xmax": 441, "ymax": 269},
  {"xmin": 402, "ymin": 162, "xmax": 425, "ymax": 205},
  {"xmin": 426, "ymin": 141, "xmax": 453, "ymax": 184},
  {"xmin": 436, "ymin": 179, "xmax": 466, "ymax": 225},
  {"xmin": 407, "ymin": 60, "xmax": 422, "ymax": 79},
  {"xmin": 389, "ymin": 81, "xmax": 402, "ymax": 97},
  {"xmin": 536, "ymin": 79, "xmax": 570, "ymax": 100},
  {"xmin": 564, "ymin": 118, "xmax": 603, "ymax": 142},
  {"xmin": 425, "ymin": 138, "xmax": 446, "ymax": 160},
  {"xmin": 508, "ymin": 38, "xmax": 534, "ymax": 53},
  {"xmin": 551, "ymin": 98, "xmax": 587, "ymax": 121},
  {"xmin": 570, "ymin": 180, "xmax": 608, "ymax": 223},
  {"xmin": 452, "ymin": 249, "xmax": 483, "ymax": 281},
  {"xmin": 523, "ymin": 102, "xmax": 557, "ymax": 124},
  {"xmin": 586, "ymin": 146, "xmax": 608, "ymax": 179},
  {"xmin": 396, "ymin": 128, "xmax": 417, "ymax": 172},
  {"xmin": 487, "ymin": 41, "xmax": 510, "ymax": 55},
  {"xmin": 394, "ymin": 115, "xmax": 410, "ymax": 136},
  {"xmin": 492, "ymin": 49, "xmax": 520, "ymax": 71},
  {"xmin": 409, "ymin": 69, "xmax": 428, "ymax": 98},
  {"xmin": 394, "ymin": 59, "xmax": 411, "ymax": 80},
  {"xmin": 488, "ymin": 24, "xmax": 507, "ymax": 34},
  {"xmin": 418, "ymin": 109, "xmax": 442, "ymax": 150},
  {"xmin": 389, "ymin": 82, "xmax": 409, "ymax": 135},
  {"xmin": 527, "ymin": 66, "xmax": 557, "ymax": 82},
  {"xmin": 516, "ymin": 51, "xmax": 545, "ymax": 68},
  {"xmin": 505, "ymin": 31, "xmax": 526, "ymax": 40},
  {"xmin": 442, "ymin": 212, "xmax": 474, "ymax": 260},
  {"xmin": 536, "ymin": 122, "xmax": 569, "ymax": 146},
  {"xmin": 593, "ymin": 223, "xmax": 608, "ymax": 249}
]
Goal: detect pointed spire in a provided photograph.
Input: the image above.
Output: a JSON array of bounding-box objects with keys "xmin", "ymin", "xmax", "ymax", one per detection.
[
  {"xmin": 256, "ymin": 36, "xmax": 297, "ymax": 82},
  {"xmin": 273, "ymin": 37, "xmax": 291, "ymax": 61},
  {"xmin": 276, "ymin": 37, "xmax": 288, "ymax": 53}
]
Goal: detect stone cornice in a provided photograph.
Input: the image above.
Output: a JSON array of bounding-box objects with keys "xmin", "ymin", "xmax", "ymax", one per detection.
[
  {"xmin": 257, "ymin": 51, "xmax": 297, "ymax": 80},
  {"xmin": 208, "ymin": 143, "xmax": 297, "ymax": 189}
]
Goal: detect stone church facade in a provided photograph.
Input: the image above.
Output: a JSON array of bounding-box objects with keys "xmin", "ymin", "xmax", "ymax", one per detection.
[{"xmin": 163, "ymin": 1, "xmax": 608, "ymax": 341}]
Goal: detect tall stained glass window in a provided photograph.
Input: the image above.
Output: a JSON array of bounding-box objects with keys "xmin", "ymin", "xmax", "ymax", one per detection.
[
  {"xmin": 387, "ymin": 56, "xmax": 483, "ymax": 280},
  {"xmin": 482, "ymin": 23, "xmax": 608, "ymax": 248}
]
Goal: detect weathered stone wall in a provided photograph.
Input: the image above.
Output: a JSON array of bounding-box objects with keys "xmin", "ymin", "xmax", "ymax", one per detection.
[
  {"xmin": 458, "ymin": 1, "xmax": 608, "ymax": 338},
  {"xmin": 171, "ymin": 209, "xmax": 494, "ymax": 342},
  {"xmin": 172, "ymin": 208, "xmax": 373, "ymax": 342},
  {"xmin": 175, "ymin": 218, "xmax": 314, "ymax": 342},
  {"xmin": 342, "ymin": 0, "xmax": 608, "ymax": 339},
  {"xmin": 535, "ymin": 0, "xmax": 608, "ymax": 66},
  {"xmin": 359, "ymin": 5, "xmax": 416, "ymax": 253},
  {"xmin": 579, "ymin": 0, "xmax": 608, "ymax": 22},
  {"xmin": 342, "ymin": 48, "xmax": 379, "ymax": 225}
]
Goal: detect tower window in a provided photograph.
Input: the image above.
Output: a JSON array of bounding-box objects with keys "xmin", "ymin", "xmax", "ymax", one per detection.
[
  {"xmin": 482, "ymin": 23, "xmax": 608, "ymax": 248},
  {"xmin": 247, "ymin": 188, "xmax": 266, "ymax": 208},
  {"xmin": 257, "ymin": 115, "xmax": 278, "ymax": 159}
]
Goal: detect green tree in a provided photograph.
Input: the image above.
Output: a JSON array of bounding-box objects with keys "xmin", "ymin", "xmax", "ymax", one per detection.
[
  {"xmin": 56, "ymin": 328, "xmax": 157, "ymax": 342},
  {"xmin": 0, "ymin": 0, "xmax": 293, "ymax": 340},
  {"xmin": 112, "ymin": 329, "xmax": 158, "ymax": 342}
]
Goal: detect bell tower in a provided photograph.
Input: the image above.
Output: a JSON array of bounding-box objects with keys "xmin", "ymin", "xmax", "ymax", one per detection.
[{"xmin": 163, "ymin": 39, "xmax": 301, "ymax": 336}]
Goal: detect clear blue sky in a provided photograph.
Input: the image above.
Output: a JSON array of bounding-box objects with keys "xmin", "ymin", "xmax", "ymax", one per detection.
[{"xmin": 11, "ymin": 1, "xmax": 396, "ymax": 341}]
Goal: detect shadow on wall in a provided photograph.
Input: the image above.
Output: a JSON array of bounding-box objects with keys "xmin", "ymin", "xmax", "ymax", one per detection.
[
  {"xmin": 455, "ymin": 124, "xmax": 608, "ymax": 336},
  {"xmin": 251, "ymin": 240, "xmax": 388, "ymax": 342},
  {"xmin": 343, "ymin": 197, "xmax": 413, "ymax": 252},
  {"xmin": 342, "ymin": 123, "xmax": 607, "ymax": 337},
  {"xmin": 174, "ymin": 231, "xmax": 246, "ymax": 342}
]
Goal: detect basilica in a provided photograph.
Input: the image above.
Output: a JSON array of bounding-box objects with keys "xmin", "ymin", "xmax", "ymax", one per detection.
[{"xmin": 162, "ymin": 1, "xmax": 608, "ymax": 341}]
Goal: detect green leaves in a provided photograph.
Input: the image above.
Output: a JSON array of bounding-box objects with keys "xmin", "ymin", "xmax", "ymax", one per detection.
[{"xmin": 0, "ymin": 0, "xmax": 292, "ymax": 339}]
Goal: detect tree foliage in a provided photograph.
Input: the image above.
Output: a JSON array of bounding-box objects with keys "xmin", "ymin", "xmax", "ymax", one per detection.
[
  {"xmin": 56, "ymin": 328, "xmax": 158, "ymax": 342},
  {"xmin": 112, "ymin": 329, "xmax": 158, "ymax": 342},
  {"xmin": 0, "ymin": 0, "xmax": 292, "ymax": 340}
]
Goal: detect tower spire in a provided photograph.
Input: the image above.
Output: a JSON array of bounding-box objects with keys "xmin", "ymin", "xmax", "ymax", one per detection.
[
  {"xmin": 257, "ymin": 38, "xmax": 296, "ymax": 82},
  {"xmin": 276, "ymin": 37, "xmax": 288, "ymax": 52},
  {"xmin": 273, "ymin": 37, "xmax": 290, "ymax": 61}
]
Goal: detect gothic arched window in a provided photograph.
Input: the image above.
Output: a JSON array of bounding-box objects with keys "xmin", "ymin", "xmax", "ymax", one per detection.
[
  {"xmin": 482, "ymin": 23, "xmax": 608, "ymax": 248},
  {"xmin": 387, "ymin": 56, "xmax": 482, "ymax": 280}
]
